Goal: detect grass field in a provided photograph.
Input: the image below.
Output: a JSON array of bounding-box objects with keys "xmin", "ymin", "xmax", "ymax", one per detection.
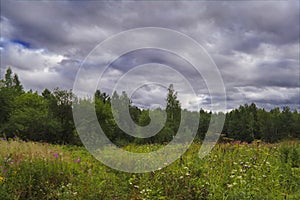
[{"xmin": 0, "ymin": 138, "xmax": 300, "ymax": 199}]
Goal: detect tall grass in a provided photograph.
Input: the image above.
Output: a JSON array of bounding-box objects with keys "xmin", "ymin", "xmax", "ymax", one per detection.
[{"xmin": 0, "ymin": 138, "xmax": 299, "ymax": 199}]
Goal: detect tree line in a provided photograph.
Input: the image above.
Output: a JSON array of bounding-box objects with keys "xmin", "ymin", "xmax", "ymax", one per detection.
[{"xmin": 0, "ymin": 68, "xmax": 299, "ymax": 145}]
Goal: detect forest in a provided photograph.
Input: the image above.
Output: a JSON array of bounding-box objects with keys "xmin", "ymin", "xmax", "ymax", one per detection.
[
  {"xmin": 1, "ymin": 68, "xmax": 300, "ymax": 145},
  {"xmin": 1, "ymin": 68, "xmax": 300, "ymax": 199}
]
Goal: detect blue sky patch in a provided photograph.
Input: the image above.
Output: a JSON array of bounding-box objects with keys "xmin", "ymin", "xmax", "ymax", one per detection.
[{"xmin": 11, "ymin": 39, "xmax": 31, "ymax": 48}]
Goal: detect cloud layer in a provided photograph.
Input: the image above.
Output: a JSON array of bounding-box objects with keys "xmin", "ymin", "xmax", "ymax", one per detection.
[{"xmin": 1, "ymin": 1, "xmax": 299, "ymax": 111}]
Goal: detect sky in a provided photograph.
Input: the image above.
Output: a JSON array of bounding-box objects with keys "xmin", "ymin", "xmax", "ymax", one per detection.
[{"xmin": 0, "ymin": 0, "xmax": 299, "ymax": 111}]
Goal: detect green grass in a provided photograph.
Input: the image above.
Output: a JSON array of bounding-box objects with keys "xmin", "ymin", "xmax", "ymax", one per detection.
[{"xmin": 0, "ymin": 139, "xmax": 300, "ymax": 199}]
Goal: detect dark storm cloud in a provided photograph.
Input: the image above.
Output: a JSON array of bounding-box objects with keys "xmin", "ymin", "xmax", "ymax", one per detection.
[
  {"xmin": 1, "ymin": 1, "xmax": 122, "ymax": 57},
  {"xmin": 0, "ymin": 0, "xmax": 299, "ymax": 111},
  {"xmin": 203, "ymin": 1, "xmax": 299, "ymax": 52}
]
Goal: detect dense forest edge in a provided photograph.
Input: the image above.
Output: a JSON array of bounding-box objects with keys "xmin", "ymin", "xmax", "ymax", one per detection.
[{"xmin": 1, "ymin": 68, "xmax": 299, "ymax": 146}]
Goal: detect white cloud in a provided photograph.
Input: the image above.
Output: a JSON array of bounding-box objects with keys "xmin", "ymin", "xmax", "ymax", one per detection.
[
  {"xmin": 2, "ymin": 42, "xmax": 65, "ymax": 72},
  {"xmin": 236, "ymin": 86, "xmax": 299, "ymax": 103}
]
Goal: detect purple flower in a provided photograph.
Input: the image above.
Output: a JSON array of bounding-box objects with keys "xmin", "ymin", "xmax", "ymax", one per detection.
[
  {"xmin": 53, "ymin": 153, "xmax": 59, "ymax": 159},
  {"xmin": 74, "ymin": 157, "xmax": 81, "ymax": 164}
]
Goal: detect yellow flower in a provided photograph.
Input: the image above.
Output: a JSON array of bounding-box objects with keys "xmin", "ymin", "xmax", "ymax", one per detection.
[{"xmin": 0, "ymin": 176, "xmax": 4, "ymax": 183}]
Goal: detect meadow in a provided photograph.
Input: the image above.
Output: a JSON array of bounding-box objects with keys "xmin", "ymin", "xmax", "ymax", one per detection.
[{"xmin": 0, "ymin": 138, "xmax": 299, "ymax": 200}]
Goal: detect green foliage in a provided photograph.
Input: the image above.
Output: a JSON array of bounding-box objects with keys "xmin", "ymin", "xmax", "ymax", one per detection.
[
  {"xmin": 4, "ymin": 92, "xmax": 49, "ymax": 140},
  {"xmin": 0, "ymin": 68, "xmax": 24, "ymax": 128},
  {"xmin": 227, "ymin": 104, "xmax": 255, "ymax": 143},
  {"xmin": 292, "ymin": 110, "xmax": 300, "ymax": 138},
  {"xmin": 166, "ymin": 84, "xmax": 181, "ymax": 134},
  {"xmin": 0, "ymin": 139, "xmax": 300, "ymax": 199},
  {"xmin": 0, "ymin": 68, "xmax": 300, "ymax": 145}
]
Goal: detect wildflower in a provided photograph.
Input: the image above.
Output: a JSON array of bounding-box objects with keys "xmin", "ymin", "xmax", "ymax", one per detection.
[
  {"xmin": 74, "ymin": 157, "xmax": 81, "ymax": 163},
  {"xmin": 179, "ymin": 176, "xmax": 184, "ymax": 179},
  {"xmin": 0, "ymin": 176, "xmax": 4, "ymax": 183},
  {"xmin": 53, "ymin": 153, "xmax": 59, "ymax": 159},
  {"xmin": 243, "ymin": 164, "xmax": 250, "ymax": 168}
]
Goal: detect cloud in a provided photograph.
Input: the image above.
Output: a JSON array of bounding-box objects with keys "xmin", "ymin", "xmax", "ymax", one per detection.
[
  {"xmin": 2, "ymin": 42, "xmax": 65, "ymax": 71},
  {"xmin": 0, "ymin": 40, "xmax": 78, "ymax": 91},
  {"xmin": 0, "ymin": 0, "xmax": 299, "ymax": 111}
]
